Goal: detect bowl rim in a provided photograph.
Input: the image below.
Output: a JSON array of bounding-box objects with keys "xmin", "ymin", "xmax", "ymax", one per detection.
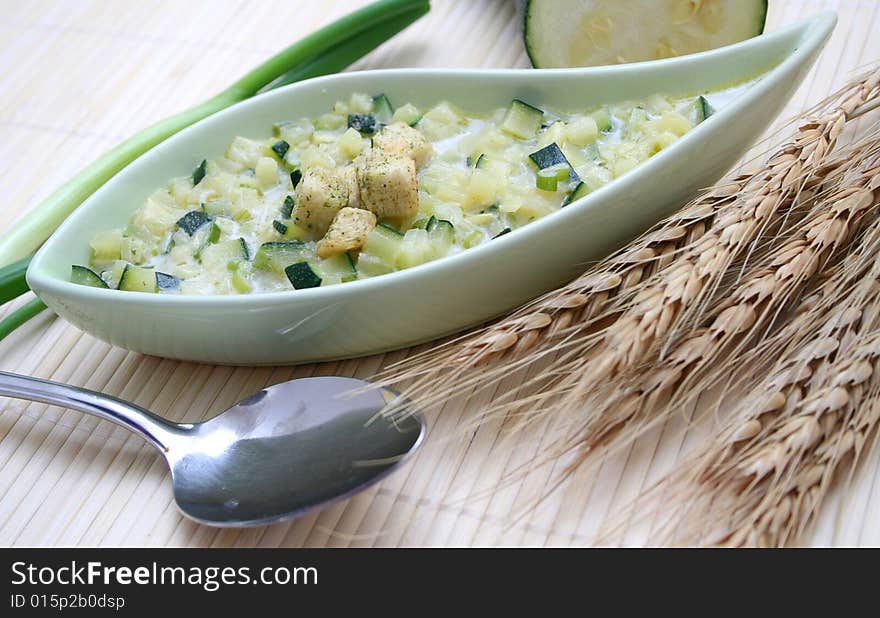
[{"xmin": 27, "ymin": 12, "xmax": 836, "ymax": 309}]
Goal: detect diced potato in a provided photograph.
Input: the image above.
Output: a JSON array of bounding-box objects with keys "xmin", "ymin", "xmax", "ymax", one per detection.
[
  {"xmin": 226, "ymin": 136, "xmax": 264, "ymax": 167},
  {"xmin": 419, "ymin": 102, "xmax": 465, "ymax": 140},
  {"xmin": 121, "ymin": 236, "xmax": 150, "ymax": 263},
  {"xmin": 338, "ymin": 127, "xmax": 367, "ymax": 158},
  {"xmin": 356, "ymin": 151, "xmax": 419, "ymax": 220},
  {"xmin": 649, "ymin": 111, "xmax": 692, "ymax": 136},
  {"xmin": 371, "ymin": 122, "xmax": 433, "ymax": 167},
  {"xmin": 293, "ymin": 166, "xmax": 357, "ymax": 236},
  {"xmin": 316, "ymin": 207, "xmax": 377, "ymax": 258},
  {"xmin": 89, "ymin": 229, "xmax": 124, "ymax": 261},
  {"xmin": 611, "ymin": 155, "xmax": 640, "ymax": 177},
  {"xmin": 233, "ymin": 187, "xmax": 261, "ymax": 216},
  {"xmin": 465, "ymin": 168, "xmax": 500, "ymax": 210},
  {"xmin": 349, "ymin": 92, "xmax": 373, "ymax": 114},
  {"xmin": 566, "ymin": 116, "xmax": 599, "ymax": 146},
  {"xmin": 254, "ymin": 156, "xmax": 279, "ymax": 189},
  {"xmin": 391, "ymin": 103, "xmax": 421, "ymax": 126},
  {"xmin": 648, "ymin": 130, "xmax": 679, "ymax": 153},
  {"xmin": 274, "ymin": 118, "xmax": 314, "ymax": 144},
  {"xmin": 312, "ymin": 130, "xmax": 340, "ymax": 145},
  {"xmin": 132, "ymin": 195, "xmax": 180, "ymax": 237},
  {"xmin": 536, "ymin": 121, "xmax": 567, "ymax": 149},
  {"xmin": 299, "ymin": 146, "xmax": 336, "ymax": 169},
  {"xmin": 315, "ymin": 113, "xmax": 345, "ymax": 130}
]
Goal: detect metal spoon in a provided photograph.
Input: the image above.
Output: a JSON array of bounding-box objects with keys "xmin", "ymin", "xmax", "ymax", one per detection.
[{"xmin": 0, "ymin": 372, "xmax": 424, "ymax": 527}]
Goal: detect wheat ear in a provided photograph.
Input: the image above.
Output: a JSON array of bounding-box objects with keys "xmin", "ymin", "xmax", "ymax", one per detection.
[
  {"xmin": 602, "ymin": 190, "xmax": 880, "ymax": 546},
  {"xmin": 377, "ymin": 69, "xmax": 880, "ymax": 420}
]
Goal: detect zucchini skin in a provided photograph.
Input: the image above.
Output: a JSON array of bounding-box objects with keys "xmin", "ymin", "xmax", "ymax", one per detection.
[
  {"xmin": 271, "ymin": 140, "xmax": 290, "ymax": 160},
  {"xmin": 156, "ymin": 271, "xmax": 180, "ymax": 291},
  {"xmin": 348, "ymin": 113, "xmax": 377, "ymax": 134},
  {"xmin": 70, "ymin": 265, "xmax": 108, "ymax": 288},
  {"xmin": 176, "ymin": 210, "xmax": 211, "ymax": 236},
  {"xmin": 529, "ymin": 143, "xmax": 579, "ymax": 181},
  {"xmin": 285, "ymin": 261, "xmax": 322, "ymax": 289}
]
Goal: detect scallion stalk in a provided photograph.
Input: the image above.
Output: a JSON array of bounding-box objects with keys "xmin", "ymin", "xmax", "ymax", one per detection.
[
  {"xmin": 0, "ymin": 257, "xmax": 31, "ymax": 305},
  {"xmin": 0, "ymin": 298, "xmax": 48, "ymax": 342},
  {"xmin": 536, "ymin": 169, "xmax": 559, "ymax": 192}
]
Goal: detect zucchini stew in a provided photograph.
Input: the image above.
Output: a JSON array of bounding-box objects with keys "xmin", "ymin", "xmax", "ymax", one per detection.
[{"xmin": 74, "ymin": 91, "xmax": 719, "ymax": 294}]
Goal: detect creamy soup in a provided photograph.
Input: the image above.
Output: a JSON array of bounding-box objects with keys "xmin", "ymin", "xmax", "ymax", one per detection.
[{"xmin": 72, "ymin": 88, "xmax": 731, "ymax": 294}]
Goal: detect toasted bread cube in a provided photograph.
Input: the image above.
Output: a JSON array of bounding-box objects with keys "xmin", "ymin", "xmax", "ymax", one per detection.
[
  {"xmin": 371, "ymin": 122, "xmax": 433, "ymax": 167},
  {"xmin": 356, "ymin": 150, "xmax": 419, "ymax": 221},
  {"xmin": 292, "ymin": 166, "xmax": 358, "ymax": 236},
  {"xmin": 316, "ymin": 207, "xmax": 377, "ymax": 258}
]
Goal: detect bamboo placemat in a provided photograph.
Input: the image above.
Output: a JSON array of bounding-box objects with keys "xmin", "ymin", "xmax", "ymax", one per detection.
[{"xmin": 1, "ymin": 0, "xmax": 879, "ymax": 547}]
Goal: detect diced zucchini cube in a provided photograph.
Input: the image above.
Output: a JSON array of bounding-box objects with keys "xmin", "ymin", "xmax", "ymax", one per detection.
[{"xmin": 285, "ymin": 261, "xmax": 322, "ymax": 289}]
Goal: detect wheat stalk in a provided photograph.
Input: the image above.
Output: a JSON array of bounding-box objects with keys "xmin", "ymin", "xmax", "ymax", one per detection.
[
  {"xmin": 712, "ymin": 327, "xmax": 880, "ymax": 547},
  {"xmin": 378, "ymin": 69, "xmax": 880, "ymax": 423},
  {"xmin": 557, "ymin": 155, "xmax": 879, "ymax": 451},
  {"xmin": 604, "ymin": 210, "xmax": 880, "ymax": 546}
]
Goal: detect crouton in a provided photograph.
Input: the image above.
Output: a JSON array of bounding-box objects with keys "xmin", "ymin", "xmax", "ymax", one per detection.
[
  {"xmin": 316, "ymin": 207, "xmax": 377, "ymax": 258},
  {"xmin": 292, "ymin": 166, "xmax": 358, "ymax": 236},
  {"xmin": 371, "ymin": 122, "xmax": 433, "ymax": 167},
  {"xmin": 355, "ymin": 150, "xmax": 419, "ymax": 221}
]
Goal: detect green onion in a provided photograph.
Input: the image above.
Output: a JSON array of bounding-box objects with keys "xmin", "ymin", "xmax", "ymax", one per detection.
[
  {"xmin": 206, "ymin": 222, "xmax": 221, "ymax": 244},
  {"xmin": 0, "ymin": 298, "xmax": 48, "ymax": 343},
  {"xmin": 0, "ymin": 256, "xmax": 31, "ymax": 305},
  {"xmin": 536, "ymin": 169, "xmax": 559, "ymax": 192},
  {"xmin": 552, "ymin": 165, "xmax": 570, "ymax": 181},
  {"xmin": 0, "ymin": 0, "xmax": 430, "ymax": 269}
]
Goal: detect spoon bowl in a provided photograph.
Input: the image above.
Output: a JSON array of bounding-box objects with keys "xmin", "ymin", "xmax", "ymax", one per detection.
[
  {"xmin": 0, "ymin": 372, "xmax": 424, "ymax": 527},
  {"xmin": 27, "ymin": 13, "xmax": 836, "ymax": 365},
  {"xmin": 167, "ymin": 377, "xmax": 424, "ymax": 526}
]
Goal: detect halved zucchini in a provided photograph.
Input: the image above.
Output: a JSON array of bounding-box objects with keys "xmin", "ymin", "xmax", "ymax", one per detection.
[
  {"xmin": 71, "ymin": 265, "xmax": 109, "ymax": 288},
  {"xmin": 524, "ymin": 0, "xmax": 767, "ymax": 68}
]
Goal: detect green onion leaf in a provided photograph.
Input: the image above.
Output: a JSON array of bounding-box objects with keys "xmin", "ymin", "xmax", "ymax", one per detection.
[
  {"xmin": 0, "ymin": 256, "xmax": 32, "ymax": 305},
  {"xmin": 0, "ymin": 297, "xmax": 49, "ymax": 343},
  {"xmin": 536, "ymin": 169, "xmax": 558, "ymax": 192}
]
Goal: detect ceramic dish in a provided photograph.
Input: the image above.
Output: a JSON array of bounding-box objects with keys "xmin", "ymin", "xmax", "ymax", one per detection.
[{"xmin": 28, "ymin": 13, "xmax": 835, "ymax": 365}]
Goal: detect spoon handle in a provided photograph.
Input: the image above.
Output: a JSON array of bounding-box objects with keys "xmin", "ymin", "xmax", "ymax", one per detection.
[{"xmin": 0, "ymin": 370, "xmax": 184, "ymax": 453}]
